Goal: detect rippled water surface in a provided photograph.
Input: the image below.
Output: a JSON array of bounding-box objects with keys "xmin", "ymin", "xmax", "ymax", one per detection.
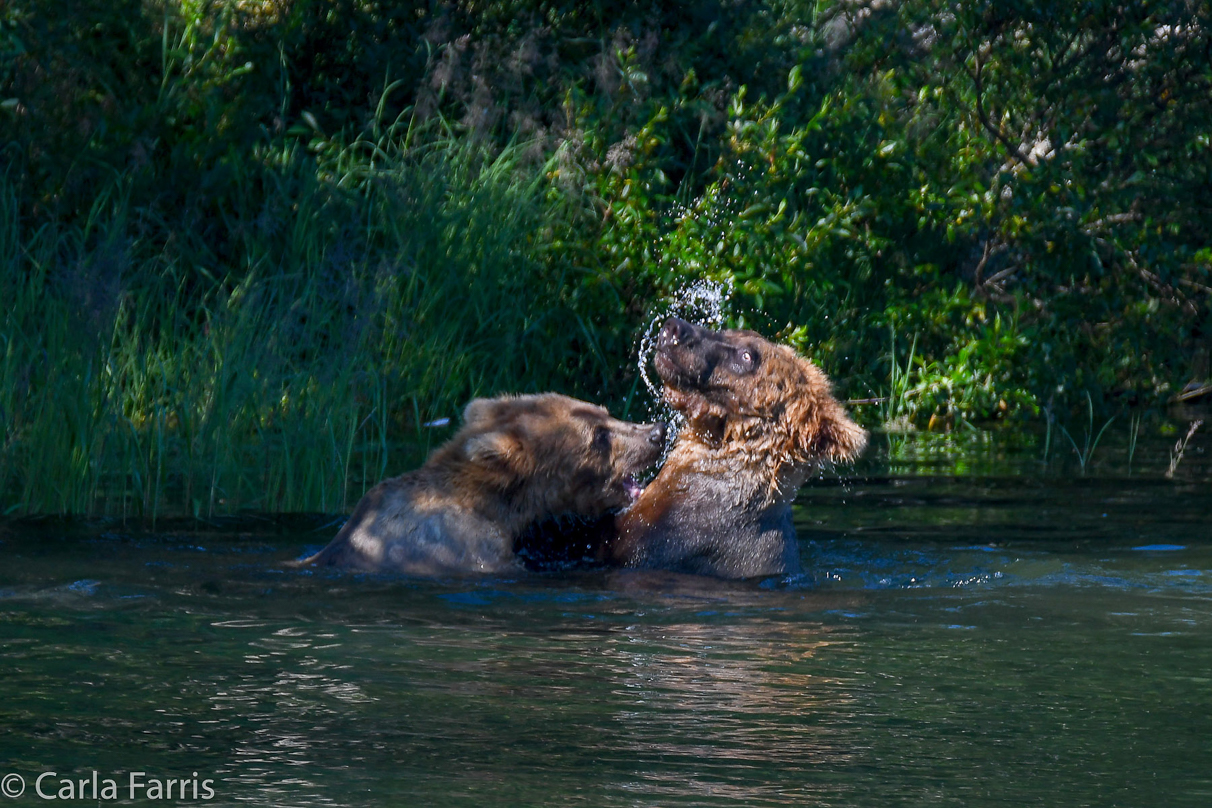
[{"xmin": 3, "ymin": 459, "xmax": 1212, "ymax": 806}]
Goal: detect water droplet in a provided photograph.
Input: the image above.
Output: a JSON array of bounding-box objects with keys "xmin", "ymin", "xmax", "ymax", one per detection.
[{"xmin": 634, "ymin": 277, "xmax": 735, "ymax": 443}]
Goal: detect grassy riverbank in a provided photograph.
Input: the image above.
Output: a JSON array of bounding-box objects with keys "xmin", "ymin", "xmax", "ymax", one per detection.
[{"xmin": 3, "ymin": 0, "xmax": 1210, "ymax": 515}]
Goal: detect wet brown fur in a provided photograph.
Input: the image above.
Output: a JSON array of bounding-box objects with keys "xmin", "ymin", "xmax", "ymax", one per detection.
[
  {"xmin": 298, "ymin": 393, "xmax": 664, "ymax": 576},
  {"xmin": 610, "ymin": 318, "xmax": 866, "ymax": 579}
]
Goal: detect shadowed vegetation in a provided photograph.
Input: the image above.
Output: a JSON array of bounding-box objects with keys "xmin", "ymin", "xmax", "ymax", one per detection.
[{"xmin": 2, "ymin": 0, "xmax": 1210, "ymax": 515}]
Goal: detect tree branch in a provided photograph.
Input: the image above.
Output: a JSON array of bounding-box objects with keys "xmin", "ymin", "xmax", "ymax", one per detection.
[{"xmin": 967, "ymin": 48, "xmax": 1031, "ymax": 165}]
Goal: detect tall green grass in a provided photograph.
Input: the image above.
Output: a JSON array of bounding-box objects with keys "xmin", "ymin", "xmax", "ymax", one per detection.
[{"xmin": 0, "ymin": 128, "xmax": 605, "ymax": 518}]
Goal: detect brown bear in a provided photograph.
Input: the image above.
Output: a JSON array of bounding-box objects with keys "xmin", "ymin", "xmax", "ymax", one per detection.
[
  {"xmin": 607, "ymin": 317, "xmax": 866, "ymax": 579},
  {"xmin": 298, "ymin": 393, "xmax": 666, "ymax": 576}
]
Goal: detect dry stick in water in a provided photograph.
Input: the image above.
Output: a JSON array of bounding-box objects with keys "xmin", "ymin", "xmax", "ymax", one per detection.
[{"xmin": 1165, "ymin": 420, "xmax": 1203, "ymax": 479}]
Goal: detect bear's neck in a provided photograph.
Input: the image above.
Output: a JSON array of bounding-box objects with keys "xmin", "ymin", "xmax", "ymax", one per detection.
[
  {"xmin": 669, "ymin": 432, "xmax": 809, "ymax": 508},
  {"xmin": 433, "ymin": 464, "xmax": 554, "ymax": 538}
]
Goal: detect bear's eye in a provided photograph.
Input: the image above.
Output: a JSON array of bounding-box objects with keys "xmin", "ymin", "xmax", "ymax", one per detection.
[
  {"xmin": 734, "ymin": 348, "xmax": 758, "ymax": 372},
  {"xmin": 592, "ymin": 426, "xmax": 611, "ymax": 451}
]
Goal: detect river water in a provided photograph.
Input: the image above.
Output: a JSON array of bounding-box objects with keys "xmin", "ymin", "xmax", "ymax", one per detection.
[{"xmin": 2, "ymin": 435, "xmax": 1210, "ymax": 806}]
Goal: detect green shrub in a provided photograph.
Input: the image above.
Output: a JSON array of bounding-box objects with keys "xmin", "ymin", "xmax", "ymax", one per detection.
[{"xmin": 2, "ymin": 0, "xmax": 1209, "ymax": 513}]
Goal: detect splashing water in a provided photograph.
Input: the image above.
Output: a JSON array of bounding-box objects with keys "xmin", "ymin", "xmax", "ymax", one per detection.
[
  {"xmin": 636, "ymin": 277, "xmax": 733, "ymax": 400},
  {"xmin": 635, "ymin": 277, "xmax": 734, "ymax": 444}
]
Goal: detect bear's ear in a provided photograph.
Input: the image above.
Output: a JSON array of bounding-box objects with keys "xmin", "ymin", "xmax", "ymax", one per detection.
[
  {"xmin": 807, "ymin": 407, "xmax": 867, "ymax": 464},
  {"xmin": 464, "ymin": 429, "xmax": 535, "ymax": 475},
  {"xmin": 463, "ymin": 397, "xmax": 499, "ymax": 426}
]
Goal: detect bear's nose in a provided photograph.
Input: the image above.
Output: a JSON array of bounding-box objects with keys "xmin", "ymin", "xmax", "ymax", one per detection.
[
  {"xmin": 659, "ymin": 317, "xmax": 693, "ymax": 347},
  {"xmin": 649, "ymin": 422, "xmax": 668, "ymax": 445}
]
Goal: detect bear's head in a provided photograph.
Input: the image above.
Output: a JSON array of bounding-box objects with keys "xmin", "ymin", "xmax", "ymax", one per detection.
[
  {"xmin": 456, "ymin": 393, "xmax": 667, "ymax": 520},
  {"xmin": 653, "ymin": 317, "xmax": 866, "ymax": 465}
]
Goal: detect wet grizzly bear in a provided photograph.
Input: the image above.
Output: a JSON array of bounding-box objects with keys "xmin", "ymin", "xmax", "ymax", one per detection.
[
  {"xmin": 608, "ymin": 318, "xmax": 866, "ymax": 579},
  {"xmin": 298, "ymin": 394, "xmax": 666, "ymax": 576}
]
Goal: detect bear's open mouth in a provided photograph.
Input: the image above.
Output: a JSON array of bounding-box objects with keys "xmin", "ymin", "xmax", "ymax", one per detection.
[{"xmin": 622, "ymin": 475, "xmax": 645, "ymax": 503}]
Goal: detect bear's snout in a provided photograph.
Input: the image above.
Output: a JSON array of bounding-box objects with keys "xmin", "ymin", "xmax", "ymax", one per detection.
[
  {"xmin": 655, "ymin": 317, "xmax": 720, "ymax": 390},
  {"xmin": 649, "ymin": 422, "xmax": 668, "ymax": 445},
  {"xmin": 659, "ymin": 317, "xmax": 697, "ymax": 348}
]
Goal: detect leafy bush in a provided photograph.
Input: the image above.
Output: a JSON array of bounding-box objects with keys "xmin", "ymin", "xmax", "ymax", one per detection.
[{"xmin": 2, "ymin": 0, "xmax": 1210, "ymax": 513}]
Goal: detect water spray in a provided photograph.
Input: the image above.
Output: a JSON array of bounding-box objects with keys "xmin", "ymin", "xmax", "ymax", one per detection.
[{"xmin": 634, "ymin": 277, "xmax": 734, "ymax": 450}]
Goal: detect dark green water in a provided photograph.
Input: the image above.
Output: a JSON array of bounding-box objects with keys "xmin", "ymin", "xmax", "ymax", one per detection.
[{"xmin": 3, "ymin": 446, "xmax": 1211, "ymax": 806}]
